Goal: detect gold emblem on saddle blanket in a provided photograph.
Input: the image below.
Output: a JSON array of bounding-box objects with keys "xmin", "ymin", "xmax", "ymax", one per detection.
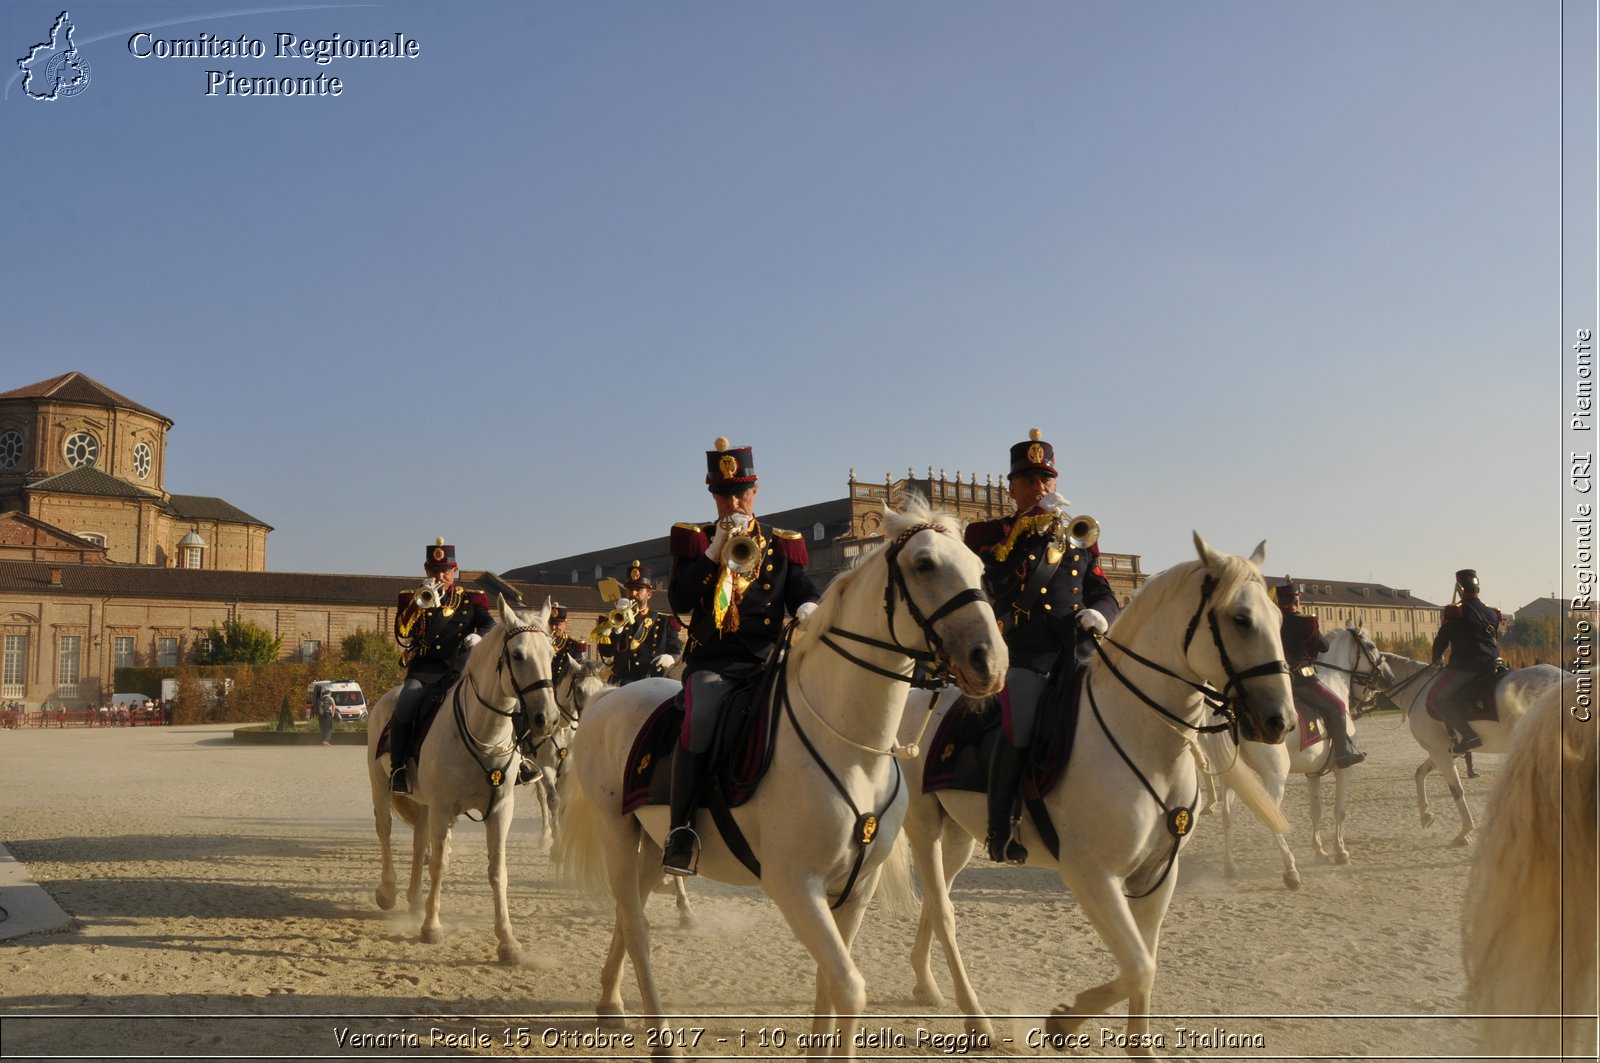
[{"xmin": 637, "ymin": 752, "xmax": 652, "ymax": 775}]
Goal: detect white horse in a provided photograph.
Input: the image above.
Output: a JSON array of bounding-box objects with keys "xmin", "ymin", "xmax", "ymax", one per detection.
[
  {"xmin": 558, "ymin": 495, "xmax": 1005, "ymax": 1055},
  {"xmin": 1463, "ymin": 676, "xmax": 1598, "ymax": 1057},
  {"xmin": 1204, "ymin": 626, "xmax": 1392, "ymax": 885},
  {"xmin": 900, "ymin": 534, "xmax": 1295, "ymax": 1052},
  {"xmin": 366, "ymin": 595, "xmax": 559, "ymax": 964},
  {"xmin": 1380, "ymin": 653, "xmax": 1564, "ymax": 846}
]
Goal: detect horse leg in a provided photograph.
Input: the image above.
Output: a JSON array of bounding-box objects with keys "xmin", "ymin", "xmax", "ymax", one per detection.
[
  {"xmin": 485, "ymin": 803, "xmax": 522, "ymax": 965},
  {"xmin": 405, "ymin": 803, "xmax": 426, "ymax": 912},
  {"xmin": 1123, "ymin": 875, "xmax": 1179, "ymax": 1052},
  {"xmin": 1331, "ymin": 768, "xmax": 1351, "ymax": 865},
  {"xmin": 420, "ymin": 809, "xmax": 454, "ymax": 944},
  {"xmin": 909, "ymin": 819, "xmax": 991, "ymax": 1037},
  {"xmin": 763, "ymin": 874, "xmax": 867, "ymax": 1059},
  {"xmin": 1441, "ymin": 756, "xmax": 1477, "ymax": 846},
  {"xmin": 1047, "ymin": 871, "xmax": 1161, "ymax": 1056},
  {"xmin": 1414, "ymin": 757, "xmax": 1437, "ymax": 828},
  {"xmin": 373, "ymin": 787, "xmax": 398, "ymax": 910},
  {"xmin": 1309, "ymin": 772, "xmax": 1330, "ymax": 861},
  {"xmin": 672, "ymin": 876, "xmax": 695, "ymax": 929},
  {"xmin": 1218, "ymin": 785, "xmax": 1238, "ymax": 879}
]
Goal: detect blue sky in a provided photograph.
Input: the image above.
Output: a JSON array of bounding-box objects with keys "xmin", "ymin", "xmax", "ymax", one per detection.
[{"xmin": 3, "ymin": 1, "xmax": 1590, "ymax": 613}]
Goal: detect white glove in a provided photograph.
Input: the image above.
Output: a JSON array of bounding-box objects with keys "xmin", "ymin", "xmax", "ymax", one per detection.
[
  {"xmin": 464, "ymin": 633, "xmax": 483, "ymax": 648},
  {"xmin": 795, "ymin": 601, "xmax": 818, "ymax": 623},
  {"xmin": 1077, "ymin": 608, "xmax": 1108, "ymax": 635},
  {"xmin": 1041, "ymin": 491, "xmax": 1070, "ymax": 514},
  {"xmin": 614, "ymin": 598, "xmax": 632, "ymax": 611},
  {"xmin": 653, "ymin": 654, "xmax": 675, "ymax": 669},
  {"xmin": 705, "ymin": 523, "xmax": 730, "ymax": 560}
]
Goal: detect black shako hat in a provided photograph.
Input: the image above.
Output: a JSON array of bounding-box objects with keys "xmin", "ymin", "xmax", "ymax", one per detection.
[
  {"xmin": 706, "ymin": 436, "xmax": 757, "ymax": 495},
  {"xmin": 424, "ymin": 537, "xmax": 457, "ymax": 573},
  {"xmin": 1455, "ymin": 569, "xmax": 1480, "ymax": 595},
  {"xmin": 1007, "ymin": 427, "xmax": 1058, "ymax": 480},
  {"xmin": 624, "ymin": 560, "xmax": 654, "ymax": 589}
]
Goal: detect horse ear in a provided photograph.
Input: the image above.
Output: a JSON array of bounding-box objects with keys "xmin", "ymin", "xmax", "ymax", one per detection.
[
  {"xmin": 1248, "ymin": 540, "xmax": 1267, "ymax": 569},
  {"xmin": 542, "ymin": 596, "xmax": 553, "ymax": 626},
  {"xmin": 497, "ymin": 593, "xmax": 517, "ymax": 620},
  {"xmin": 1192, "ymin": 531, "xmax": 1221, "ymax": 574}
]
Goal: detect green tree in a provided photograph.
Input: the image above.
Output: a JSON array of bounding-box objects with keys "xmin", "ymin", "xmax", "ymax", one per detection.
[
  {"xmin": 341, "ymin": 627, "xmax": 404, "ymax": 691},
  {"xmin": 1506, "ymin": 614, "xmax": 1561, "ymax": 652},
  {"xmin": 192, "ymin": 619, "xmax": 283, "ymax": 665}
]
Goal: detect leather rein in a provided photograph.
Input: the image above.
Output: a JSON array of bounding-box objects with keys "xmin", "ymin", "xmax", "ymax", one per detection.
[{"xmin": 455, "ymin": 623, "xmax": 555, "ymax": 821}]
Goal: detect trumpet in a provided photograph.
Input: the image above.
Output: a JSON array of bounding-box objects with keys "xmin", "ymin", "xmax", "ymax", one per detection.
[
  {"xmin": 1063, "ymin": 514, "xmax": 1100, "ymax": 550},
  {"xmin": 608, "ymin": 599, "xmax": 639, "ymax": 628},
  {"xmin": 717, "ymin": 515, "xmax": 761, "ymax": 574},
  {"xmin": 413, "ymin": 579, "xmax": 444, "ymax": 610}
]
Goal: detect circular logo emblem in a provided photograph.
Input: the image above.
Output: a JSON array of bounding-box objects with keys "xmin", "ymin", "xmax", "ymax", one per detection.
[
  {"xmin": 1168, "ymin": 807, "xmax": 1192, "ymax": 837},
  {"xmin": 1027, "ymin": 442, "xmax": 1044, "ymax": 465},
  {"xmin": 46, "ymin": 50, "xmax": 91, "ymax": 98},
  {"xmin": 719, "ymin": 454, "xmax": 738, "ymax": 478},
  {"xmin": 432, "ymin": 547, "xmax": 446, "ymax": 562}
]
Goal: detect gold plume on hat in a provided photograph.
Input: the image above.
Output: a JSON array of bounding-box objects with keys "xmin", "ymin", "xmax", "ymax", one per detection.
[{"xmin": 714, "ymin": 436, "xmax": 730, "ymax": 450}]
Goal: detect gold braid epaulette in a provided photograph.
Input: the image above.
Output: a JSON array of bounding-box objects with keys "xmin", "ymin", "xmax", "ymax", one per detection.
[{"xmin": 991, "ymin": 512, "xmax": 1063, "ymax": 563}]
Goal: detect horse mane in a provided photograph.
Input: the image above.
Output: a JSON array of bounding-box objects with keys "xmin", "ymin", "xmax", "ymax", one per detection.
[
  {"xmin": 1110, "ymin": 552, "xmax": 1263, "ymax": 644},
  {"xmin": 789, "ymin": 492, "xmax": 961, "ymax": 666},
  {"xmin": 1463, "ymin": 676, "xmax": 1598, "ymax": 1053}
]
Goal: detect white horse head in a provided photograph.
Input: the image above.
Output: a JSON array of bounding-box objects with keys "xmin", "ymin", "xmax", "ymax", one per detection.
[
  {"xmin": 483, "ymin": 594, "xmax": 560, "ymax": 739},
  {"xmin": 790, "ymin": 491, "xmax": 1005, "ymax": 697},
  {"xmin": 1111, "ymin": 534, "xmax": 1293, "ymax": 744}
]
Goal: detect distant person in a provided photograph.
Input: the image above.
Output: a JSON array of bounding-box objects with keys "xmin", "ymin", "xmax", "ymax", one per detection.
[
  {"xmin": 1430, "ymin": 568, "xmax": 1505, "ymax": 754},
  {"xmin": 317, "ymin": 691, "xmax": 335, "ymax": 746},
  {"xmin": 1275, "ymin": 580, "xmax": 1364, "ymax": 768},
  {"xmin": 389, "ymin": 538, "xmax": 494, "ymax": 793},
  {"xmin": 964, "ymin": 427, "xmax": 1120, "ymax": 864},
  {"xmin": 662, "ymin": 437, "xmax": 820, "ymax": 875},
  {"xmin": 595, "ymin": 563, "xmax": 682, "ymax": 684}
]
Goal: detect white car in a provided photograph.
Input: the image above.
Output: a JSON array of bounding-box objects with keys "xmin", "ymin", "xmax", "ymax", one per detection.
[{"xmin": 307, "ymin": 680, "xmax": 367, "ymax": 722}]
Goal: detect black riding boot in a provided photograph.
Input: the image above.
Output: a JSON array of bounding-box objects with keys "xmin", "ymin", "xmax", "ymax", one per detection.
[
  {"xmin": 1329, "ymin": 711, "xmax": 1366, "ymax": 769},
  {"xmin": 985, "ymin": 741, "xmax": 1029, "ymax": 865},
  {"xmin": 388, "ymin": 719, "xmax": 413, "ymax": 794},
  {"xmin": 662, "ymin": 748, "xmax": 705, "ymax": 876},
  {"xmin": 1450, "ymin": 716, "xmax": 1482, "ymax": 754}
]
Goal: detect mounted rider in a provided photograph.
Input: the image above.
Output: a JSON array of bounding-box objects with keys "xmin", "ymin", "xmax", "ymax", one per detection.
[
  {"xmin": 964, "ymin": 428, "xmax": 1120, "ymax": 865},
  {"xmin": 662, "ymin": 437, "xmax": 821, "ymax": 875},
  {"xmin": 1431, "ymin": 568, "xmax": 1505, "ymax": 754},
  {"xmin": 389, "ymin": 538, "xmax": 495, "ymax": 794},
  {"xmin": 595, "ymin": 563, "xmax": 683, "ymax": 684},
  {"xmin": 549, "ymin": 603, "xmax": 587, "ymax": 685},
  {"xmin": 1275, "ymin": 578, "xmax": 1365, "ymax": 769}
]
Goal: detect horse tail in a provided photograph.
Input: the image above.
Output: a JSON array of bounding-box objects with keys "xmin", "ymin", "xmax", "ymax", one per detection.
[
  {"xmin": 552, "ymin": 774, "xmax": 609, "ymax": 899},
  {"xmin": 871, "ymin": 833, "xmax": 919, "ymax": 919},
  {"xmin": 1195, "ymin": 735, "xmax": 1291, "ymax": 835},
  {"xmin": 1464, "ymin": 677, "xmax": 1597, "ymax": 1055}
]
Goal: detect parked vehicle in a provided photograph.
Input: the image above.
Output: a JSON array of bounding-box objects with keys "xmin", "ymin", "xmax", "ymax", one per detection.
[{"xmin": 306, "ymin": 680, "xmax": 367, "ymax": 722}]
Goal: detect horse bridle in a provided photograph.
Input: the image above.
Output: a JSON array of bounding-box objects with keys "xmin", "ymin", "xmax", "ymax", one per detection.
[
  {"xmin": 1315, "ymin": 631, "xmax": 1390, "ymax": 714},
  {"xmin": 819, "ymin": 523, "xmax": 990, "ymax": 686},
  {"xmin": 450, "ymin": 623, "xmax": 556, "ymax": 817}
]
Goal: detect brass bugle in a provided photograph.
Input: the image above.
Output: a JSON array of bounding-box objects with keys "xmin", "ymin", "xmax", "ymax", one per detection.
[
  {"xmin": 1065, "ymin": 514, "xmax": 1100, "ymax": 549},
  {"xmin": 609, "ymin": 600, "xmax": 639, "ymax": 627},
  {"xmin": 725, "ymin": 532, "xmax": 760, "ymax": 573},
  {"xmin": 414, "ymin": 579, "xmax": 444, "ymax": 610}
]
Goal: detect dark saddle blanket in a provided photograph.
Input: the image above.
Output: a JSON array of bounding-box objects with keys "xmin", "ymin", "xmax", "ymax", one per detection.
[
  {"xmin": 920, "ymin": 669, "xmax": 1084, "ymax": 801},
  {"xmin": 620, "ymin": 678, "xmax": 777, "ymax": 815},
  {"xmin": 1425, "ymin": 672, "xmax": 1504, "ymax": 724},
  {"xmin": 375, "ymin": 674, "xmax": 455, "ymax": 759}
]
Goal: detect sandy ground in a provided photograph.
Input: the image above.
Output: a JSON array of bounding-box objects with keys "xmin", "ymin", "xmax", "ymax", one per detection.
[{"xmin": 0, "ymin": 713, "xmax": 1529, "ymax": 1061}]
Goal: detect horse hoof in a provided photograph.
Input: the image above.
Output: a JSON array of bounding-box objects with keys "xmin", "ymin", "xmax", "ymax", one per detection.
[
  {"xmin": 1419, "ymin": 812, "xmax": 1434, "ymax": 829},
  {"xmin": 1334, "ymin": 852, "xmax": 1351, "ymax": 866},
  {"xmin": 912, "ymin": 983, "xmax": 946, "ymax": 1007},
  {"xmin": 420, "ymin": 925, "xmax": 441, "ymax": 945},
  {"xmin": 1284, "ymin": 872, "xmax": 1301, "ymax": 890},
  {"xmin": 1046, "ymin": 1005, "xmax": 1087, "ymax": 1038},
  {"xmin": 1452, "ymin": 834, "xmax": 1473, "ymax": 848},
  {"xmin": 676, "ymin": 912, "xmax": 696, "ymax": 931},
  {"xmin": 375, "ymin": 888, "xmax": 396, "ymax": 911},
  {"xmin": 498, "ymin": 942, "xmax": 522, "ymax": 966},
  {"xmin": 597, "ymin": 1006, "xmax": 626, "ymax": 1029},
  {"xmin": 1223, "ymin": 865, "xmax": 1237, "ymax": 880}
]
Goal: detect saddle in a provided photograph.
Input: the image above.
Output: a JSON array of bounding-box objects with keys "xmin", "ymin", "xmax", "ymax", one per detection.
[
  {"xmin": 1425, "ymin": 670, "xmax": 1506, "ymax": 725},
  {"xmin": 620, "ymin": 670, "xmax": 776, "ymax": 815},
  {"xmin": 375, "ymin": 672, "xmax": 456, "ymax": 760},
  {"xmin": 1293, "ymin": 709, "xmax": 1327, "ymax": 752},
  {"xmin": 921, "ymin": 669, "xmax": 1085, "ymax": 804}
]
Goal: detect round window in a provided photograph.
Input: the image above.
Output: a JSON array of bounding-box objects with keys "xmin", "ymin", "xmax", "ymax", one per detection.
[
  {"xmin": 132, "ymin": 441, "xmax": 152, "ymax": 480},
  {"xmin": 64, "ymin": 431, "xmax": 99, "ymax": 469},
  {"xmin": 0, "ymin": 429, "xmax": 23, "ymax": 470}
]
